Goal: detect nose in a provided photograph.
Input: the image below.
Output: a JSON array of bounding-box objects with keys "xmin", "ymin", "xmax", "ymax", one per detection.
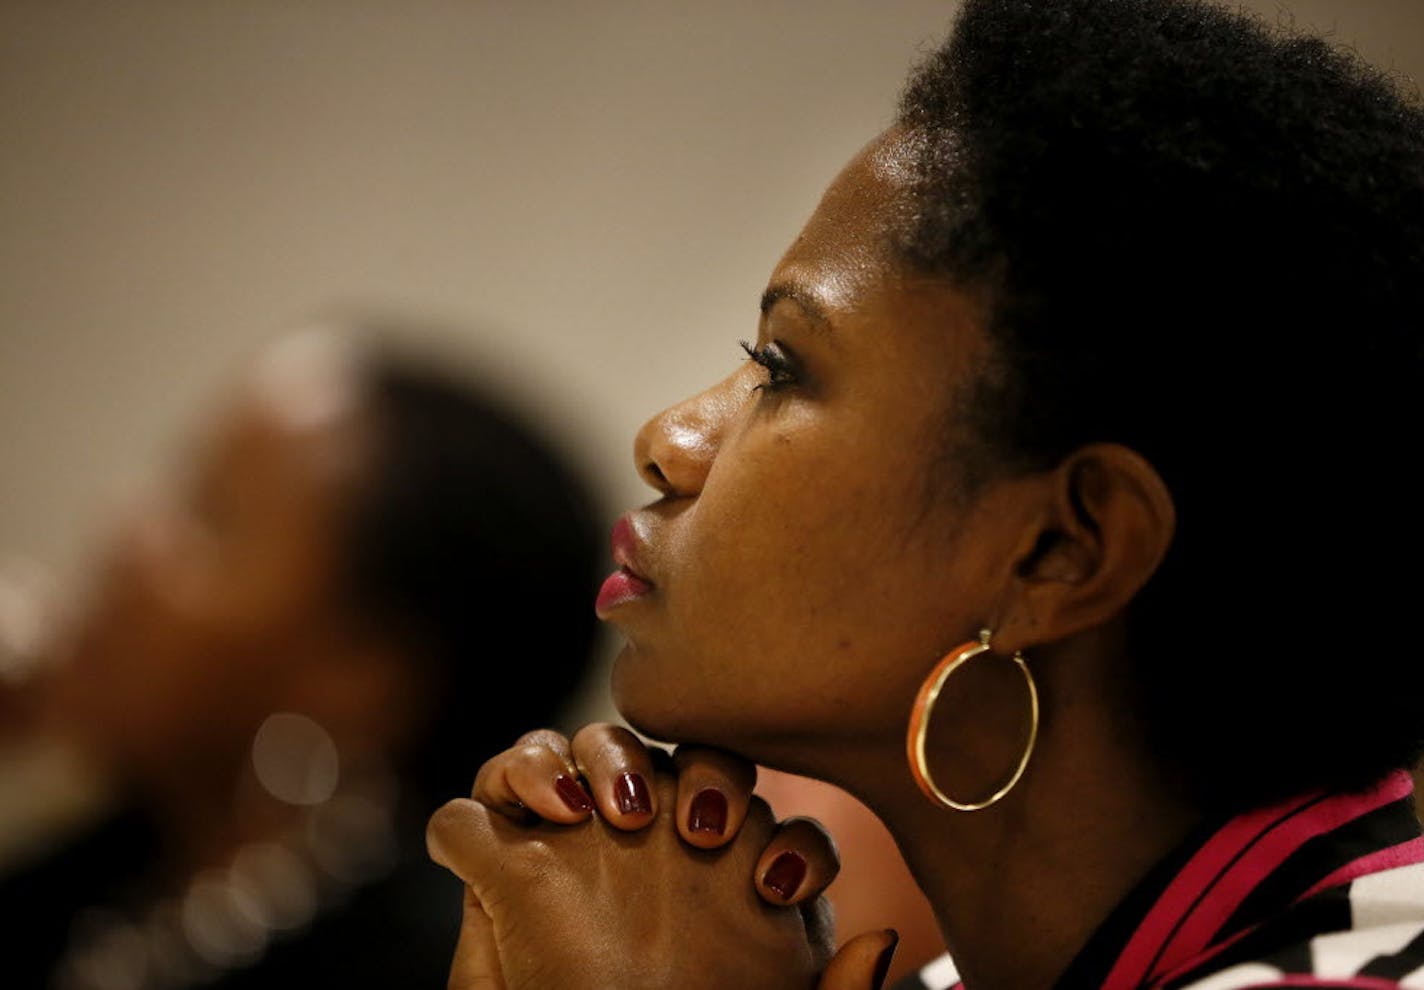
[{"xmin": 633, "ymin": 374, "xmax": 741, "ymax": 498}]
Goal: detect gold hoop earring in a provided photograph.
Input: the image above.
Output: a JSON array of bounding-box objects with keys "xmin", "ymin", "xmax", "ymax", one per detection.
[{"xmin": 905, "ymin": 628, "xmax": 1040, "ymax": 812}]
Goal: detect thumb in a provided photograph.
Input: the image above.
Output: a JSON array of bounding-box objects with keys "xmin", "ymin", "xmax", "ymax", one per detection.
[
  {"xmin": 818, "ymin": 928, "xmax": 900, "ymax": 990},
  {"xmin": 447, "ymin": 888, "xmax": 505, "ymax": 990}
]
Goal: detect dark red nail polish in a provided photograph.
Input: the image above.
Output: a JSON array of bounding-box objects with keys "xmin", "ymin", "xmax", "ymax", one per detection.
[
  {"xmin": 688, "ymin": 788, "xmax": 728, "ymax": 835},
  {"xmin": 614, "ymin": 772, "xmax": 652, "ymax": 815},
  {"xmin": 763, "ymin": 851, "xmax": 807, "ymax": 901},
  {"xmin": 872, "ymin": 930, "xmax": 900, "ymax": 990},
  {"xmin": 555, "ymin": 774, "xmax": 593, "ymax": 813}
]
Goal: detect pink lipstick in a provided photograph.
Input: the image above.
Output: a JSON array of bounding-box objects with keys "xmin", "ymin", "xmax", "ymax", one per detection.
[{"xmin": 596, "ymin": 515, "xmax": 654, "ymax": 615}]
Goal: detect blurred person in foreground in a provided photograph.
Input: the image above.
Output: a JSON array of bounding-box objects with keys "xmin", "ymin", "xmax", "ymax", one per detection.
[{"xmin": 0, "ymin": 322, "xmax": 605, "ymax": 989}]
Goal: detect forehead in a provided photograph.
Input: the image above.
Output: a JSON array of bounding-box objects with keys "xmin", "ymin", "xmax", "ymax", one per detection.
[
  {"xmin": 192, "ymin": 352, "xmax": 371, "ymax": 508},
  {"xmin": 770, "ymin": 128, "xmax": 921, "ymax": 296},
  {"xmin": 248, "ymin": 327, "xmax": 364, "ymax": 433},
  {"xmin": 759, "ymin": 127, "xmax": 995, "ymax": 499},
  {"xmin": 766, "ymin": 127, "xmax": 987, "ymax": 368}
]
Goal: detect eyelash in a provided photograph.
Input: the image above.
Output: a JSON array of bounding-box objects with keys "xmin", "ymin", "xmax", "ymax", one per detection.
[{"xmin": 739, "ymin": 340, "xmax": 799, "ymax": 392}]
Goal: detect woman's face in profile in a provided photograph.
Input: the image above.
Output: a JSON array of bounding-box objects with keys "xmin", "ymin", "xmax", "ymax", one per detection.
[{"xmin": 603, "ymin": 130, "xmax": 1032, "ymax": 765}]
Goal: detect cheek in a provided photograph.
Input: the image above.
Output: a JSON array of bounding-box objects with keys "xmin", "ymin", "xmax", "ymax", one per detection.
[
  {"xmin": 643, "ymin": 425, "xmax": 968, "ymax": 732},
  {"xmin": 73, "ymin": 519, "xmax": 281, "ymax": 693},
  {"xmin": 70, "ymin": 536, "xmax": 194, "ymax": 677},
  {"xmin": 683, "ymin": 415, "xmax": 935, "ymax": 604}
]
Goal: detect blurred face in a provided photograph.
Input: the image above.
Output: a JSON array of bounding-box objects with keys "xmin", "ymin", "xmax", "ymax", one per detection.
[
  {"xmin": 46, "ymin": 335, "xmax": 370, "ymax": 782},
  {"xmin": 602, "ymin": 130, "xmax": 1026, "ymax": 771}
]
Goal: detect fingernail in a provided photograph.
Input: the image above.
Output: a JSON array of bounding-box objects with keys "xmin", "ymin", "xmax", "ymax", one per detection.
[
  {"xmin": 872, "ymin": 930, "xmax": 900, "ymax": 990},
  {"xmin": 763, "ymin": 850, "xmax": 807, "ymax": 901},
  {"xmin": 555, "ymin": 774, "xmax": 593, "ymax": 813},
  {"xmin": 688, "ymin": 788, "xmax": 728, "ymax": 835},
  {"xmin": 614, "ymin": 771, "xmax": 652, "ymax": 815}
]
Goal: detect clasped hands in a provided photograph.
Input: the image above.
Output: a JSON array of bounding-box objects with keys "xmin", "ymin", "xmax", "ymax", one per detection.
[{"xmin": 426, "ymin": 722, "xmax": 901, "ymax": 990}]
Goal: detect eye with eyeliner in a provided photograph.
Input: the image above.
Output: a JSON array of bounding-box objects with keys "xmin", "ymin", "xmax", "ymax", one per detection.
[{"xmin": 739, "ymin": 339, "xmax": 799, "ymax": 392}]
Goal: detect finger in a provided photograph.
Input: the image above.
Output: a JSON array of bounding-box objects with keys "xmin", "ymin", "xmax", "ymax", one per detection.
[
  {"xmin": 801, "ymin": 893, "xmax": 838, "ymax": 970},
  {"xmin": 818, "ymin": 929, "xmax": 900, "ymax": 990},
  {"xmin": 570, "ymin": 722, "xmax": 659, "ymax": 830},
  {"xmin": 755, "ymin": 815, "xmax": 841, "ymax": 906},
  {"xmin": 472, "ymin": 730, "xmax": 593, "ymax": 824},
  {"xmin": 672, "ymin": 744, "xmax": 758, "ymax": 850},
  {"xmin": 426, "ymin": 797, "xmax": 502, "ymax": 885},
  {"xmin": 447, "ymin": 888, "xmax": 506, "ymax": 990}
]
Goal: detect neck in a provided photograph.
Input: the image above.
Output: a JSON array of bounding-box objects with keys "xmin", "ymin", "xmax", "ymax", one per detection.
[
  {"xmin": 901, "ymin": 758, "xmax": 1194, "ymax": 989},
  {"xmin": 840, "ymin": 674, "xmax": 1199, "ymax": 990}
]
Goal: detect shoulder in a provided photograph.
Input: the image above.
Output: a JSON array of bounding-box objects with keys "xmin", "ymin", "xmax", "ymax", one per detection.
[
  {"xmin": 896, "ymin": 862, "xmax": 1424, "ymax": 990},
  {"xmin": 1173, "ymin": 860, "xmax": 1424, "ymax": 990}
]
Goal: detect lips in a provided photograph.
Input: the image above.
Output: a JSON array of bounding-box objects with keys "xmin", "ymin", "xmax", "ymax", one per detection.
[{"xmin": 596, "ymin": 514, "xmax": 654, "ymax": 615}]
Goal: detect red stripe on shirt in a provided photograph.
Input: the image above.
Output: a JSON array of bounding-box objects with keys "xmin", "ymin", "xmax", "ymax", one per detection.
[
  {"xmin": 1105, "ymin": 772, "xmax": 1415, "ymax": 990},
  {"xmin": 1296, "ymin": 835, "xmax": 1424, "ymax": 903},
  {"xmin": 1152, "ymin": 829, "xmax": 1424, "ymax": 987},
  {"xmin": 1102, "ymin": 791, "xmax": 1326, "ymax": 990},
  {"xmin": 1144, "ymin": 773, "xmax": 1414, "ymax": 984}
]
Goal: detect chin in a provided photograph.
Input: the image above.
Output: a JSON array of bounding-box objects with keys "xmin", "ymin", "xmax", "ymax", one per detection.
[
  {"xmin": 609, "ymin": 642, "xmax": 700, "ymax": 746},
  {"xmin": 609, "ymin": 645, "xmax": 665, "ymax": 735}
]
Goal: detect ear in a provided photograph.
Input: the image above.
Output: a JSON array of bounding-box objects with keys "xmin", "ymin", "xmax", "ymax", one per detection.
[{"xmin": 993, "ymin": 443, "xmax": 1175, "ymax": 653}]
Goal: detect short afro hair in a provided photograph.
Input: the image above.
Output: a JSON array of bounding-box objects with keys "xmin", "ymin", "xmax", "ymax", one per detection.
[{"xmin": 896, "ymin": 0, "xmax": 1424, "ymax": 812}]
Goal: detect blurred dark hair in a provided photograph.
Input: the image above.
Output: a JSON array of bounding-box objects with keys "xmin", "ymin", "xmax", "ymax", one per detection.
[
  {"xmin": 896, "ymin": 0, "xmax": 1424, "ymax": 811},
  {"xmin": 340, "ymin": 334, "xmax": 604, "ymax": 815}
]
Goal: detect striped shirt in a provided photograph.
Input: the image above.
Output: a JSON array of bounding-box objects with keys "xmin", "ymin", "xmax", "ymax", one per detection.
[{"xmin": 893, "ymin": 769, "xmax": 1424, "ymax": 989}]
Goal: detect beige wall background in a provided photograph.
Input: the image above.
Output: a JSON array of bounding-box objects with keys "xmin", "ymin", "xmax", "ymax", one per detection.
[{"xmin": 3, "ymin": 0, "xmax": 1422, "ymax": 725}]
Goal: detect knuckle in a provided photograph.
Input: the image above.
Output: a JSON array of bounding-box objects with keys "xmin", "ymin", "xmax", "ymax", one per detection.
[
  {"xmin": 585, "ymin": 737, "xmax": 639, "ymax": 774},
  {"xmin": 514, "ymin": 728, "xmax": 570, "ymax": 750},
  {"xmin": 512, "ymin": 742, "xmax": 554, "ymax": 768},
  {"xmin": 471, "ymin": 756, "xmax": 504, "ymax": 792},
  {"xmin": 570, "ymin": 721, "xmax": 618, "ymax": 750},
  {"xmin": 426, "ymin": 798, "xmax": 477, "ymax": 859}
]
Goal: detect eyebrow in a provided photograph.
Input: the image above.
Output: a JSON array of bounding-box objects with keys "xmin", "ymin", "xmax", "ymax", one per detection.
[{"xmin": 759, "ymin": 283, "xmax": 833, "ymax": 333}]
